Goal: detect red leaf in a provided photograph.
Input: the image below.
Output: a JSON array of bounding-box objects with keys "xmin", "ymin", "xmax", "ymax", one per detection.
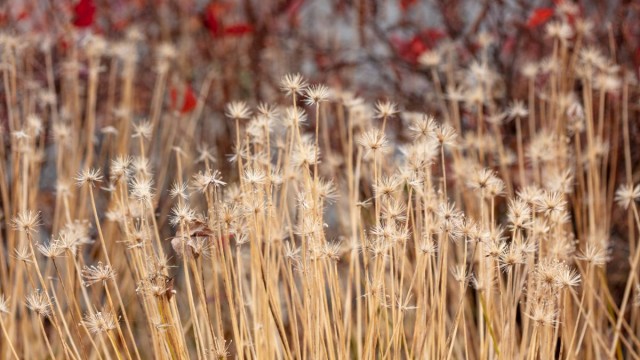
[
  {"xmin": 223, "ymin": 23, "xmax": 254, "ymax": 36},
  {"xmin": 204, "ymin": 6, "xmax": 221, "ymax": 37},
  {"xmin": 203, "ymin": 2, "xmax": 232, "ymax": 37},
  {"xmin": 17, "ymin": 10, "xmax": 29, "ymax": 21},
  {"xmin": 181, "ymin": 87, "xmax": 197, "ymax": 113},
  {"xmin": 526, "ymin": 7, "xmax": 554, "ymax": 28},
  {"xmin": 400, "ymin": 0, "xmax": 417, "ymax": 11},
  {"xmin": 73, "ymin": 0, "xmax": 96, "ymax": 28},
  {"xmin": 393, "ymin": 35, "xmax": 429, "ymax": 63},
  {"xmin": 408, "ymin": 37, "xmax": 428, "ymax": 57},
  {"xmin": 170, "ymin": 85, "xmax": 197, "ymax": 114}
]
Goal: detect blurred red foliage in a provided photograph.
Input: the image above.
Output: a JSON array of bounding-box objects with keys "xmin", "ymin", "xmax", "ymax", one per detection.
[
  {"xmin": 73, "ymin": 0, "xmax": 96, "ymax": 28},
  {"xmin": 170, "ymin": 85, "xmax": 198, "ymax": 114},
  {"xmin": 526, "ymin": 7, "xmax": 554, "ymax": 28},
  {"xmin": 223, "ymin": 23, "xmax": 254, "ymax": 36}
]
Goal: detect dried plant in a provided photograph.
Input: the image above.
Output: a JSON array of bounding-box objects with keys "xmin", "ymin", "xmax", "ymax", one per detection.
[{"xmin": 1, "ymin": 1, "xmax": 640, "ymax": 359}]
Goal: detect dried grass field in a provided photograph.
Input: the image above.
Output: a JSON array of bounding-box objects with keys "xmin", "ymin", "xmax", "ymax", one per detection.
[{"xmin": 1, "ymin": 0, "xmax": 640, "ymax": 359}]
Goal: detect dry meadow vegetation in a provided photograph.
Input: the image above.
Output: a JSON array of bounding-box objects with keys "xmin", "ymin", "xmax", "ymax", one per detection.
[{"xmin": 1, "ymin": 0, "xmax": 640, "ymax": 359}]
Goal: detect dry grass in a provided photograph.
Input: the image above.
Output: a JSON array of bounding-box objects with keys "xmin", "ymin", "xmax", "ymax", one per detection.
[{"xmin": 1, "ymin": 6, "xmax": 640, "ymax": 360}]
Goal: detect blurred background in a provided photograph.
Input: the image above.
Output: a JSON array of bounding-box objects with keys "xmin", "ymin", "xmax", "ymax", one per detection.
[{"xmin": 4, "ymin": 1, "xmax": 640, "ymax": 111}]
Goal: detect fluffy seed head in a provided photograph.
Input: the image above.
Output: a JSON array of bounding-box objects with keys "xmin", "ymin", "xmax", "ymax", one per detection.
[
  {"xmin": 408, "ymin": 114, "xmax": 438, "ymax": 141},
  {"xmin": 25, "ymin": 290, "xmax": 52, "ymax": 318},
  {"xmin": 12, "ymin": 210, "xmax": 41, "ymax": 235},
  {"xmin": 577, "ymin": 244, "xmax": 609, "ymax": 266},
  {"xmin": 507, "ymin": 100, "xmax": 528, "ymax": 119},
  {"xmin": 225, "ymin": 101, "xmax": 252, "ymax": 120},
  {"xmin": 192, "ymin": 169, "xmax": 226, "ymax": 193},
  {"xmin": 243, "ymin": 167, "xmax": 267, "ymax": 186},
  {"xmin": 84, "ymin": 311, "xmax": 118, "ymax": 334},
  {"xmin": 36, "ymin": 240, "xmax": 64, "ymax": 259},
  {"xmin": 169, "ymin": 204, "xmax": 196, "ymax": 227},
  {"xmin": 280, "ymin": 73, "xmax": 308, "ymax": 96},
  {"xmin": 357, "ymin": 129, "xmax": 390, "ymax": 157},
  {"xmin": 432, "ymin": 123, "xmax": 458, "ymax": 147},
  {"xmin": 130, "ymin": 177, "xmax": 154, "ymax": 204},
  {"xmin": 211, "ymin": 337, "xmax": 231, "ymax": 358},
  {"xmin": 374, "ymin": 100, "xmax": 398, "ymax": 119},
  {"xmin": 0, "ymin": 294, "xmax": 8, "ymax": 314},
  {"xmin": 169, "ymin": 181, "xmax": 189, "ymax": 200},
  {"xmin": 535, "ymin": 192, "xmax": 566, "ymax": 218},
  {"xmin": 303, "ymin": 84, "xmax": 331, "ymax": 105},
  {"xmin": 507, "ymin": 199, "xmax": 533, "ymax": 231},
  {"xmin": 75, "ymin": 168, "xmax": 104, "ymax": 187},
  {"xmin": 132, "ymin": 120, "xmax": 153, "ymax": 139},
  {"xmin": 82, "ymin": 262, "xmax": 117, "ymax": 286},
  {"xmin": 615, "ymin": 183, "xmax": 640, "ymax": 209},
  {"xmin": 110, "ymin": 155, "xmax": 132, "ymax": 181}
]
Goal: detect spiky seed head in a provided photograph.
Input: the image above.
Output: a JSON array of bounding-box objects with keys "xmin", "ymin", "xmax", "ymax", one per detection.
[
  {"xmin": 0, "ymin": 294, "xmax": 9, "ymax": 314},
  {"xmin": 75, "ymin": 168, "xmax": 104, "ymax": 187},
  {"xmin": 615, "ymin": 183, "xmax": 640, "ymax": 209},
  {"xmin": 374, "ymin": 100, "xmax": 398, "ymax": 119},
  {"xmin": 507, "ymin": 100, "xmax": 528, "ymax": 119},
  {"xmin": 357, "ymin": 129, "xmax": 390, "ymax": 157},
  {"xmin": 83, "ymin": 311, "xmax": 118, "ymax": 334},
  {"xmin": 169, "ymin": 204, "xmax": 196, "ymax": 227},
  {"xmin": 25, "ymin": 290, "xmax": 52, "ymax": 318},
  {"xmin": 169, "ymin": 181, "xmax": 189, "ymax": 200},
  {"xmin": 130, "ymin": 177, "xmax": 154, "ymax": 204},
  {"xmin": 36, "ymin": 240, "xmax": 64, "ymax": 259},
  {"xmin": 132, "ymin": 120, "xmax": 153, "ymax": 139},
  {"xmin": 280, "ymin": 73, "xmax": 308, "ymax": 96},
  {"xmin": 82, "ymin": 262, "xmax": 117, "ymax": 286},
  {"xmin": 303, "ymin": 84, "xmax": 331, "ymax": 106},
  {"xmin": 225, "ymin": 101, "xmax": 252, "ymax": 120},
  {"xmin": 432, "ymin": 123, "xmax": 457, "ymax": 147},
  {"xmin": 12, "ymin": 210, "xmax": 41, "ymax": 235}
]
